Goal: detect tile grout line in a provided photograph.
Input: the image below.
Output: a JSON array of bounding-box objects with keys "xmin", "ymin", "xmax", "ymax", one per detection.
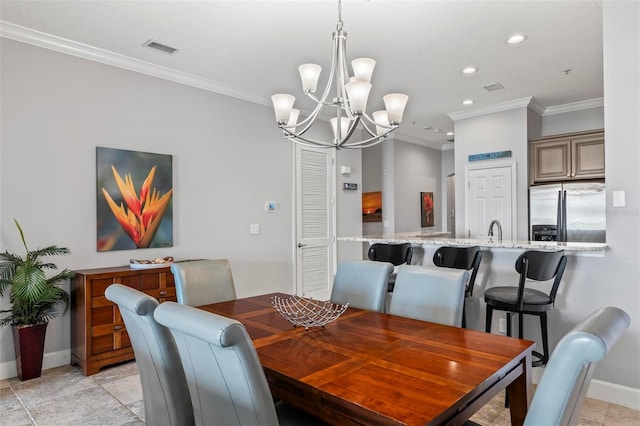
[
  {"xmin": 7, "ymin": 381, "xmax": 37, "ymax": 425},
  {"xmin": 95, "ymin": 375, "xmax": 145, "ymax": 422}
]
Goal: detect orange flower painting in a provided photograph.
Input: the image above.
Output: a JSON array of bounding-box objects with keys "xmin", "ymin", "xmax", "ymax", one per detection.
[
  {"xmin": 97, "ymin": 147, "xmax": 173, "ymax": 251},
  {"xmin": 420, "ymin": 192, "xmax": 434, "ymax": 227}
]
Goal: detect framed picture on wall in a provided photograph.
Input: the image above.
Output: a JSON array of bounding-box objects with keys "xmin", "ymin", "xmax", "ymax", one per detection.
[
  {"xmin": 420, "ymin": 191, "xmax": 435, "ymax": 227},
  {"xmin": 362, "ymin": 191, "xmax": 382, "ymax": 222},
  {"xmin": 96, "ymin": 147, "xmax": 173, "ymax": 251}
]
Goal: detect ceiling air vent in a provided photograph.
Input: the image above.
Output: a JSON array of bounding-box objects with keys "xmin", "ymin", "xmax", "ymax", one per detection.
[
  {"xmin": 143, "ymin": 39, "xmax": 179, "ymax": 55},
  {"xmin": 483, "ymin": 82, "xmax": 505, "ymax": 92}
]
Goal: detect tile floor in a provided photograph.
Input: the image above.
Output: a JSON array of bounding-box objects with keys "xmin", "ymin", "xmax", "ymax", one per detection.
[{"xmin": 1, "ymin": 361, "xmax": 639, "ymax": 425}]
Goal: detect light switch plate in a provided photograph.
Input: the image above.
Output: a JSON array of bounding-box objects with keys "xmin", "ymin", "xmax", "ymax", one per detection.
[
  {"xmin": 250, "ymin": 224, "xmax": 260, "ymax": 234},
  {"xmin": 613, "ymin": 191, "xmax": 626, "ymax": 207}
]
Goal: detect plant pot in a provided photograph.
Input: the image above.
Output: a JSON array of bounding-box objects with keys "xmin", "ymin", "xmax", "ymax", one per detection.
[{"xmin": 12, "ymin": 323, "xmax": 48, "ymax": 381}]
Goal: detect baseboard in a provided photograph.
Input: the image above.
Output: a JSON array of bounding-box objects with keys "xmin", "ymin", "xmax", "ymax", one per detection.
[
  {"xmin": 531, "ymin": 367, "xmax": 639, "ymax": 410},
  {"xmin": 587, "ymin": 379, "xmax": 640, "ymax": 410},
  {"xmin": 0, "ymin": 350, "xmax": 70, "ymax": 381}
]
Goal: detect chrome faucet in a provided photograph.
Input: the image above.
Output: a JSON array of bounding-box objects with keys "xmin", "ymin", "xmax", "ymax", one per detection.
[{"xmin": 488, "ymin": 220, "xmax": 503, "ymax": 241}]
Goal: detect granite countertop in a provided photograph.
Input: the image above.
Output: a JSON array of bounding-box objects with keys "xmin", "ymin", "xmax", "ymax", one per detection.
[{"xmin": 339, "ymin": 232, "xmax": 607, "ymax": 253}]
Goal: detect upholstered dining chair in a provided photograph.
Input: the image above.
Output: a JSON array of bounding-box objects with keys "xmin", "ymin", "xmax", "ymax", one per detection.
[
  {"xmin": 367, "ymin": 242, "xmax": 413, "ymax": 291},
  {"xmin": 330, "ymin": 260, "xmax": 394, "ymax": 312},
  {"xmin": 432, "ymin": 245, "xmax": 482, "ymax": 327},
  {"xmin": 388, "ymin": 265, "xmax": 468, "ymax": 326},
  {"xmin": 153, "ymin": 302, "xmax": 326, "ymax": 426},
  {"xmin": 170, "ymin": 259, "xmax": 236, "ymax": 306},
  {"xmin": 484, "ymin": 250, "xmax": 567, "ymax": 366},
  {"xmin": 523, "ymin": 306, "xmax": 629, "ymax": 426},
  {"xmin": 104, "ymin": 284, "xmax": 194, "ymax": 426}
]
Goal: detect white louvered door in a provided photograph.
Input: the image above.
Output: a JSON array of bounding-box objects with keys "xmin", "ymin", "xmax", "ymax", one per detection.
[{"xmin": 295, "ymin": 145, "xmax": 335, "ymax": 300}]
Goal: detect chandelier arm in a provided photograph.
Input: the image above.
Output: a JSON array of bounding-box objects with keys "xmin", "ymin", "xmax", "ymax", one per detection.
[
  {"xmin": 341, "ymin": 137, "xmax": 388, "ymax": 149},
  {"xmin": 335, "ymin": 30, "xmax": 358, "ymax": 120},
  {"xmin": 306, "ymin": 92, "xmax": 334, "ymax": 106},
  {"xmin": 359, "ymin": 119, "xmax": 379, "ymax": 138},
  {"xmin": 340, "ymin": 131, "xmax": 392, "ymax": 148},
  {"xmin": 281, "ymin": 129, "xmax": 341, "ymax": 148},
  {"xmin": 337, "ymin": 115, "xmax": 361, "ymax": 148},
  {"xmin": 361, "ymin": 111, "xmax": 395, "ymax": 130}
]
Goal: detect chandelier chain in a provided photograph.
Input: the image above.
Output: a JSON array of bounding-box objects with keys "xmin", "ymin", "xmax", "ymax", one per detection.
[{"xmin": 336, "ymin": 0, "xmax": 343, "ymax": 31}]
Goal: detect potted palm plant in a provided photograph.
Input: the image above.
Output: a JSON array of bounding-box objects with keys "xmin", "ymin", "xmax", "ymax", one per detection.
[{"xmin": 0, "ymin": 219, "xmax": 74, "ymax": 380}]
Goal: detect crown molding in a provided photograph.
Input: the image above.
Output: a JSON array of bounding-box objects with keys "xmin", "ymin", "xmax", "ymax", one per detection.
[
  {"xmin": 0, "ymin": 21, "xmax": 269, "ymax": 107},
  {"xmin": 543, "ymin": 97, "xmax": 604, "ymax": 116},
  {"xmin": 448, "ymin": 96, "xmax": 534, "ymax": 121}
]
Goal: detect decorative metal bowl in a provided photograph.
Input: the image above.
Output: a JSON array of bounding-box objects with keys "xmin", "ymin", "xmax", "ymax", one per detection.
[{"xmin": 271, "ymin": 295, "xmax": 349, "ymax": 330}]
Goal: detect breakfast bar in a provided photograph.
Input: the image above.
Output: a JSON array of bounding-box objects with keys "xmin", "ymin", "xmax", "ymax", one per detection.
[{"xmin": 339, "ymin": 233, "xmax": 608, "ymax": 336}]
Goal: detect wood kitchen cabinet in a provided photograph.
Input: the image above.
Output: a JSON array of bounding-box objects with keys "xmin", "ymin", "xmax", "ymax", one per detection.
[
  {"xmin": 529, "ymin": 129, "xmax": 604, "ymax": 184},
  {"xmin": 70, "ymin": 265, "xmax": 176, "ymax": 375}
]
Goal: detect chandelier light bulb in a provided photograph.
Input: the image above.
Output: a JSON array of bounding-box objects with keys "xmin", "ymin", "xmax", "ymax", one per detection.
[
  {"xmin": 383, "ymin": 93, "xmax": 409, "ymax": 124},
  {"xmin": 351, "ymin": 58, "xmax": 376, "ymax": 82},
  {"xmin": 330, "ymin": 117, "xmax": 351, "ymax": 141},
  {"xmin": 372, "ymin": 110, "xmax": 390, "ymax": 136},
  {"xmin": 271, "ymin": 94, "xmax": 295, "ymax": 124},
  {"xmin": 345, "ymin": 80, "xmax": 372, "ymax": 114},
  {"xmin": 285, "ymin": 109, "xmax": 300, "ymax": 132},
  {"xmin": 298, "ymin": 64, "xmax": 322, "ymax": 93}
]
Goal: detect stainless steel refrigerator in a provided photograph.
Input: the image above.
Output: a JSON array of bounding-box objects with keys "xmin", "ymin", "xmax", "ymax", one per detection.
[{"xmin": 529, "ymin": 181, "xmax": 606, "ymax": 243}]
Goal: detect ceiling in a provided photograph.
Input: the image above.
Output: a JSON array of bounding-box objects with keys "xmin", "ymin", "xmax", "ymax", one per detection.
[{"xmin": 0, "ymin": 0, "xmax": 604, "ymax": 149}]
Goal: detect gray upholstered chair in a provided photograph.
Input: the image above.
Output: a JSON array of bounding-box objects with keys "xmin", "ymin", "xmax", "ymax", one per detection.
[
  {"xmin": 330, "ymin": 260, "xmax": 394, "ymax": 312},
  {"xmin": 153, "ymin": 302, "xmax": 325, "ymax": 426},
  {"xmin": 388, "ymin": 265, "xmax": 468, "ymax": 326},
  {"xmin": 104, "ymin": 284, "xmax": 194, "ymax": 426},
  {"xmin": 524, "ymin": 306, "xmax": 629, "ymax": 425},
  {"xmin": 170, "ymin": 259, "xmax": 236, "ymax": 306}
]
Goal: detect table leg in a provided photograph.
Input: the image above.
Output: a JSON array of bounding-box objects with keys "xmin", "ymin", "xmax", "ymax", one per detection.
[{"xmin": 507, "ymin": 352, "xmax": 532, "ymax": 426}]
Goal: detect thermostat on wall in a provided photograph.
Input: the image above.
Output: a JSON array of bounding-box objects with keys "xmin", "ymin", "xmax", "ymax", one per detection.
[{"xmin": 265, "ymin": 201, "xmax": 278, "ymax": 212}]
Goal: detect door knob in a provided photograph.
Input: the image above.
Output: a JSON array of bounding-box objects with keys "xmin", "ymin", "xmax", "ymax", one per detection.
[{"xmin": 297, "ymin": 243, "xmax": 306, "ymax": 248}]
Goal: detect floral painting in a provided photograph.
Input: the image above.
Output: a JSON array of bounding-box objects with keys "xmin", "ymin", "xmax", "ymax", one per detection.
[
  {"xmin": 420, "ymin": 192, "xmax": 434, "ymax": 227},
  {"xmin": 96, "ymin": 147, "xmax": 173, "ymax": 251}
]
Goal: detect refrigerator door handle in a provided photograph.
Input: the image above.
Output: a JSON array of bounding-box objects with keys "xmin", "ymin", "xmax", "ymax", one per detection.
[
  {"xmin": 562, "ymin": 190, "xmax": 568, "ymax": 241},
  {"xmin": 556, "ymin": 190, "xmax": 564, "ymax": 242}
]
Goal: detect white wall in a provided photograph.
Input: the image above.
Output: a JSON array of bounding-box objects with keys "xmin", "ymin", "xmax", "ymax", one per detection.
[
  {"xmin": 393, "ymin": 140, "xmax": 443, "ymax": 233},
  {"xmin": 0, "ymin": 38, "xmax": 360, "ymax": 370},
  {"xmin": 542, "ymin": 106, "xmax": 605, "ymax": 136},
  {"xmin": 453, "ymin": 106, "xmax": 532, "ymax": 240}
]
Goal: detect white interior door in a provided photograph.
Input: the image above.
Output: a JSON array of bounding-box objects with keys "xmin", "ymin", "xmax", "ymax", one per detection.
[
  {"xmin": 465, "ymin": 163, "xmax": 516, "ymax": 240},
  {"xmin": 295, "ymin": 145, "xmax": 335, "ymax": 300}
]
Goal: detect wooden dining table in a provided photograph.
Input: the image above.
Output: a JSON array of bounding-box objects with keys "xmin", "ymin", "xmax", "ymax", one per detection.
[{"xmin": 199, "ymin": 293, "xmax": 535, "ymax": 426}]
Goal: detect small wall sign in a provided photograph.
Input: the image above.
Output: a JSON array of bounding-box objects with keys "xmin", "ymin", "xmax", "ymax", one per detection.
[
  {"xmin": 468, "ymin": 150, "xmax": 512, "ymax": 162},
  {"xmin": 343, "ymin": 183, "xmax": 358, "ymax": 191}
]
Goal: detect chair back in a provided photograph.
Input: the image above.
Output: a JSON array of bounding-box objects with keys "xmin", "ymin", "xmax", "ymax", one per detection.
[
  {"xmin": 388, "ymin": 265, "xmax": 468, "ymax": 326},
  {"xmin": 104, "ymin": 284, "xmax": 194, "ymax": 426},
  {"xmin": 154, "ymin": 302, "xmax": 279, "ymax": 426},
  {"xmin": 330, "ymin": 260, "xmax": 393, "ymax": 312},
  {"xmin": 524, "ymin": 307, "xmax": 630, "ymax": 426},
  {"xmin": 432, "ymin": 246, "xmax": 482, "ymax": 296},
  {"xmin": 170, "ymin": 259, "xmax": 236, "ymax": 306},
  {"xmin": 368, "ymin": 243, "xmax": 413, "ymax": 266},
  {"xmin": 514, "ymin": 250, "xmax": 567, "ymax": 309}
]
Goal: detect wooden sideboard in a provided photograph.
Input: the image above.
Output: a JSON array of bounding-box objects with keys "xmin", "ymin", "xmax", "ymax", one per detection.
[{"xmin": 70, "ymin": 265, "xmax": 176, "ymax": 375}]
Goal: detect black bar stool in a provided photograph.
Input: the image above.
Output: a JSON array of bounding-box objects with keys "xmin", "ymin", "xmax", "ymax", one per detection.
[
  {"xmin": 367, "ymin": 243, "xmax": 413, "ymax": 292},
  {"xmin": 432, "ymin": 246, "xmax": 482, "ymax": 328},
  {"xmin": 484, "ymin": 250, "xmax": 567, "ymax": 367}
]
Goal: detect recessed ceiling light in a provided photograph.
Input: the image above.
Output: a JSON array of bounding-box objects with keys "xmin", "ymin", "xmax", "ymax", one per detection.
[
  {"xmin": 507, "ymin": 34, "xmax": 527, "ymax": 44},
  {"xmin": 446, "ymin": 132, "xmax": 454, "ymax": 137},
  {"xmin": 462, "ymin": 99, "xmax": 474, "ymax": 105},
  {"xmin": 462, "ymin": 67, "xmax": 478, "ymax": 74}
]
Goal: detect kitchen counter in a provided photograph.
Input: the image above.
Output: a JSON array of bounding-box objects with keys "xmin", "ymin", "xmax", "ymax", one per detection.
[{"xmin": 339, "ymin": 232, "xmax": 607, "ymax": 254}]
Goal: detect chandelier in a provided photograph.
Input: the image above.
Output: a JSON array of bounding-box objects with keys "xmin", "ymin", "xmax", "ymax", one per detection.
[{"xmin": 271, "ymin": 0, "xmax": 408, "ymax": 150}]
